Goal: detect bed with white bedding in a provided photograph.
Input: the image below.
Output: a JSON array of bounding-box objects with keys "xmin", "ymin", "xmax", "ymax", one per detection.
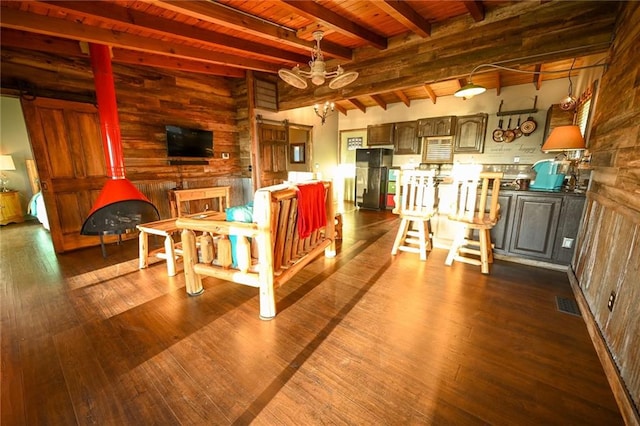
[{"xmin": 28, "ymin": 192, "xmax": 50, "ymax": 230}]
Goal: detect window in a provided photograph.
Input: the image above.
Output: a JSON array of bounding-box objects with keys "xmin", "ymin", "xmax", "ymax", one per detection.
[
  {"xmin": 575, "ymin": 80, "xmax": 598, "ymax": 144},
  {"xmin": 290, "ymin": 143, "xmax": 305, "ymax": 163}
]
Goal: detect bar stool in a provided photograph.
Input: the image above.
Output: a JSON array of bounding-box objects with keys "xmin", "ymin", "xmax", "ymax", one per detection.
[
  {"xmin": 445, "ymin": 166, "xmax": 503, "ymax": 274},
  {"xmin": 391, "ymin": 169, "xmax": 437, "ymax": 261}
]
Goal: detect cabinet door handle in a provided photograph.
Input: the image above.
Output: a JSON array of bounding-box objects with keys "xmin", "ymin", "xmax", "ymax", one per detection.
[{"xmin": 41, "ymin": 181, "xmax": 48, "ymax": 191}]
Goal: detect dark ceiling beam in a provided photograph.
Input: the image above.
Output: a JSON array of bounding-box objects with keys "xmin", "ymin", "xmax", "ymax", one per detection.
[
  {"xmin": 462, "ymin": 1, "xmax": 485, "ymax": 22},
  {"xmin": 348, "ymin": 98, "xmax": 367, "ymax": 113},
  {"xmin": 113, "ymin": 49, "xmax": 246, "ymax": 77},
  {"xmin": 394, "ymin": 90, "xmax": 411, "ymax": 107},
  {"xmin": 279, "ymin": 0, "xmax": 388, "ymax": 50},
  {"xmin": 40, "ymin": 1, "xmax": 309, "ymax": 65},
  {"xmin": 0, "ymin": 7, "xmax": 280, "ymax": 72},
  {"xmin": 150, "ymin": 0, "xmax": 352, "ymax": 60},
  {"xmin": 0, "ymin": 29, "xmax": 246, "ymax": 77},
  {"xmin": 376, "ymin": 1, "xmax": 431, "ymax": 38},
  {"xmin": 370, "ymin": 94, "xmax": 387, "ymax": 110}
]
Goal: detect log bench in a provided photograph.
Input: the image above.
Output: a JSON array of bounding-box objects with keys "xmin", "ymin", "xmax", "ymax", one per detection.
[
  {"xmin": 176, "ymin": 180, "xmax": 336, "ymax": 320},
  {"xmin": 136, "ymin": 186, "xmax": 230, "ymax": 277},
  {"xmin": 137, "ymin": 211, "xmax": 226, "ymax": 277}
]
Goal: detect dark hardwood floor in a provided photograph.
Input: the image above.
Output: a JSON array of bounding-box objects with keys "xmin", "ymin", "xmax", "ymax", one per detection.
[{"xmin": 0, "ymin": 207, "xmax": 624, "ymax": 425}]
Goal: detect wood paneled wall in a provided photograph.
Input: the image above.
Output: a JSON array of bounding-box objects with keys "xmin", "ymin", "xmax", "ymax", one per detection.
[
  {"xmin": 0, "ymin": 46, "xmax": 244, "ymax": 194},
  {"xmin": 232, "ymin": 74, "xmax": 252, "ymax": 180},
  {"xmin": 572, "ymin": 2, "xmax": 640, "ymax": 423}
]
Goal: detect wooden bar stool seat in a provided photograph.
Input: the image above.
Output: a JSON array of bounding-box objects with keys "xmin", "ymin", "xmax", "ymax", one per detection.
[{"xmin": 391, "ymin": 169, "xmax": 437, "ymax": 261}]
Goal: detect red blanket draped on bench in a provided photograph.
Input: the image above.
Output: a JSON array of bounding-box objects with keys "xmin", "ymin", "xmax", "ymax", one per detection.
[{"xmin": 296, "ymin": 182, "xmax": 327, "ymax": 238}]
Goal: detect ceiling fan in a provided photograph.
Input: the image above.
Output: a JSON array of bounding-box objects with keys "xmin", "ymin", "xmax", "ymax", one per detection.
[{"xmin": 278, "ymin": 30, "xmax": 359, "ymax": 90}]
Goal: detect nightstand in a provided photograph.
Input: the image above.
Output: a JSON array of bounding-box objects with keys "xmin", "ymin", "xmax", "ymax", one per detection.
[{"xmin": 0, "ymin": 191, "xmax": 24, "ymax": 225}]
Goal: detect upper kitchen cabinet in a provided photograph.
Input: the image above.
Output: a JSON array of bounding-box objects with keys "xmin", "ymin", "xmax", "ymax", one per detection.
[
  {"xmin": 394, "ymin": 121, "xmax": 420, "ymax": 155},
  {"xmin": 417, "ymin": 116, "xmax": 456, "ymax": 137},
  {"xmin": 367, "ymin": 123, "xmax": 395, "ymax": 146},
  {"xmin": 454, "ymin": 113, "xmax": 488, "ymax": 153}
]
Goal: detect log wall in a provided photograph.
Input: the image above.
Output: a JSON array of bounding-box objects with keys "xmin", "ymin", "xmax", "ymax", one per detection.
[
  {"xmin": 0, "ymin": 46, "xmax": 246, "ymax": 214},
  {"xmin": 572, "ymin": 2, "xmax": 640, "ymax": 423}
]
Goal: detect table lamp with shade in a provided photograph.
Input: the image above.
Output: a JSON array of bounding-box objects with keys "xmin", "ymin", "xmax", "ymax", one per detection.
[
  {"xmin": 541, "ymin": 125, "xmax": 586, "ymax": 153},
  {"xmin": 0, "ymin": 155, "xmax": 16, "ymax": 192},
  {"xmin": 532, "ymin": 125, "xmax": 586, "ymax": 190}
]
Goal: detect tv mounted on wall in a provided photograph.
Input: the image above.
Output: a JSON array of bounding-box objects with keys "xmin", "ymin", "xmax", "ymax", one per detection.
[{"xmin": 166, "ymin": 125, "xmax": 214, "ymax": 158}]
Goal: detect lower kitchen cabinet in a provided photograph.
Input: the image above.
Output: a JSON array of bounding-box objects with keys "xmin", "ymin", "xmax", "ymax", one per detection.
[
  {"xmin": 489, "ymin": 193, "xmax": 514, "ymax": 251},
  {"xmin": 551, "ymin": 195, "xmax": 587, "ymax": 264},
  {"xmin": 497, "ymin": 191, "xmax": 585, "ymax": 265},
  {"xmin": 433, "ymin": 187, "xmax": 585, "ymax": 266},
  {"xmin": 508, "ymin": 194, "xmax": 562, "ymax": 259}
]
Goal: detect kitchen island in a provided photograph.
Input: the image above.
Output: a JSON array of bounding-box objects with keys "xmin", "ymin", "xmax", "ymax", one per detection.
[{"xmin": 431, "ymin": 185, "xmax": 586, "ymax": 269}]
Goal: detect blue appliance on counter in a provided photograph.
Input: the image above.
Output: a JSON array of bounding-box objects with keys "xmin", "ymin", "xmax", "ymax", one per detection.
[{"xmin": 530, "ymin": 159, "xmax": 566, "ymax": 190}]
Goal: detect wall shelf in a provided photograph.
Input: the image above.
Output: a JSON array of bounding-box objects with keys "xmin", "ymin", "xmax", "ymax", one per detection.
[{"xmin": 496, "ymin": 96, "xmax": 538, "ymax": 116}]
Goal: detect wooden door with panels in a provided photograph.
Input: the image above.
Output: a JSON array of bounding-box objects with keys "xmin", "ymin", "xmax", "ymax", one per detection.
[
  {"xmin": 21, "ymin": 97, "xmax": 107, "ymax": 253},
  {"xmin": 257, "ymin": 122, "xmax": 289, "ymax": 188}
]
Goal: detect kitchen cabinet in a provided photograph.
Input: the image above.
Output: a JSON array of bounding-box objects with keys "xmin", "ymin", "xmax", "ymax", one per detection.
[
  {"xmin": 453, "ymin": 113, "xmax": 487, "ymax": 153},
  {"xmin": 508, "ymin": 195, "xmax": 562, "ymax": 259},
  {"xmin": 489, "ymin": 194, "xmax": 514, "ymax": 251},
  {"xmin": 417, "ymin": 116, "xmax": 456, "ymax": 137},
  {"xmin": 367, "ymin": 123, "xmax": 394, "ymax": 146},
  {"xmin": 551, "ymin": 195, "xmax": 586, "ymax": 264},
  {"xmin": 498, "ymin": 191, "xmax": 586, "ymax": 264},
  {"xmin": 393, "ymin": 121, "xmax": 420, "ymax": 154},
  {"xmin": 0, "ymin": 191, "xmax": 24, "ymax": 225}
]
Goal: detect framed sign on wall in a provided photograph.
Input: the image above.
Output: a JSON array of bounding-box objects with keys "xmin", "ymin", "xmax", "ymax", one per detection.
[{"xmin": 339, "ymin": 128, "xmax": 367, "ymax": 164}]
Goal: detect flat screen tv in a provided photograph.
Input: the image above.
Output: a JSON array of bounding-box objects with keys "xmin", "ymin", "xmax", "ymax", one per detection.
[{"xmin": 166, "ymin": 125, "xmax": 214, "ymax": 158}]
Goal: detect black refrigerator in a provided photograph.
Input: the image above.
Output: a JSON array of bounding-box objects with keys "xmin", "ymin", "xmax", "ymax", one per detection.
[{"xmin": 355, "ymin": 148, "xmax": 393, "ymax": 210}]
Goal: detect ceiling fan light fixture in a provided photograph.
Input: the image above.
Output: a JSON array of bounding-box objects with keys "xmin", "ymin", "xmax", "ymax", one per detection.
[
  {"xmin": 278, "ymin": 66, "xmax": 308, "ymax": 89},
  {"xmin": 329, "ymin": 68, "xmax": 359, "ymax": 89},
  {"xmin": 278, "ymin": 30, "xmax": 357, "ymax": 90},
  {"xmin": 454, "ymin": 82, "xmax": 486, "ymax": 98}
]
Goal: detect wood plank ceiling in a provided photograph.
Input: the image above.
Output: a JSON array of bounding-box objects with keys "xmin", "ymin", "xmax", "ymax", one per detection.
[{"xmin": 0, "ymin": 0, "xmax": 619, "ymax": 114}]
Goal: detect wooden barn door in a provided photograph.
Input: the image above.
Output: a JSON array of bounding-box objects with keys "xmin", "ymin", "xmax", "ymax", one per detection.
[
  {"xmin": 257, "ymin": 122, "xmax": 288, "ymax": 188},
  {"xmin": 21, "ymin": 97, "xmax": 107, "ymax": 253}
]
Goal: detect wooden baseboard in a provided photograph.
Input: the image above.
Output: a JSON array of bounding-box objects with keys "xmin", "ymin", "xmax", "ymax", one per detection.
[
  {"xmin": 492, "ymin": 253, "xmax": 567, "ymax": 271},
  {"xmin": 568, "ymin": 267, "xmax": 640, "ymax": 426}
]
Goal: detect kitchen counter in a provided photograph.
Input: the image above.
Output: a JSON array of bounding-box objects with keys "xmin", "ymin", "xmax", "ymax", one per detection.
[{"xmin": 431, "ymin": 184, "xmax": 586, "ymax": 268}]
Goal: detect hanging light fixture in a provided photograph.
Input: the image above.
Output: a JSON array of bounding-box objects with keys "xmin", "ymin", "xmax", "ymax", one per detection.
[
  {"xmin": 314, "ymin": 101, "xmax": 335, "ymax": 125},
  {"xmin": 560, "ymin": 58, "xmax": 577, "ymax": 111},
  {"xmin": 454, "ymin": 80, "xmax": 487, "ymax": 98},
  {"xmin": 454, "ymin": 46, "xmax": 609, "ymax": 99},
  {"xmin": 278, "ymin": 31, "xmax": 358, "ymax": 90}
]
